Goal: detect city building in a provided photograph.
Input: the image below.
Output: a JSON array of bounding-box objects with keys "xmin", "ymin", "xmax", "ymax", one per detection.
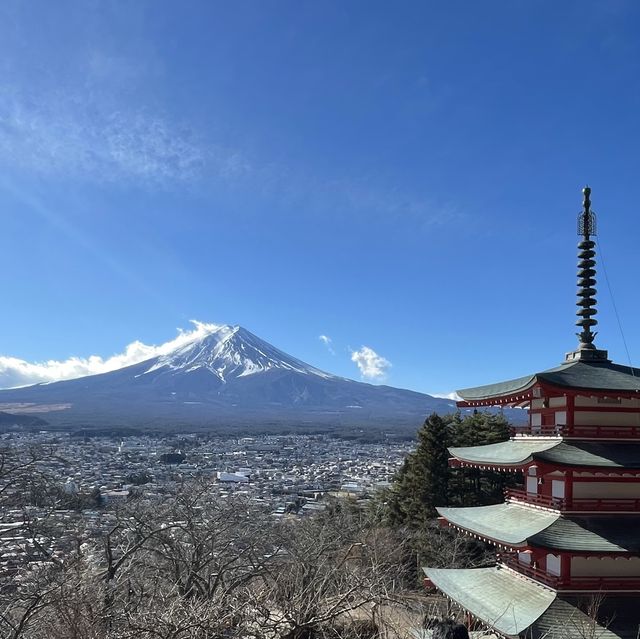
[{"xmin": 424, "ymin": 188, "xmax": 640, "ymax": 638}]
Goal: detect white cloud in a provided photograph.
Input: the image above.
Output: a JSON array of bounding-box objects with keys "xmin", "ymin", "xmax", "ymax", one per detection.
[
  {"xmin": 350, "ymin": 346, "xmax": 391, "ymax": 380},
  {"xmin": 0, "ymin": 320, "xmax": 220, "ymax": 389},
  {"xmin": 430, "ymin": 391, "xmax": 462, "ymax": 401},
  {"xmin": 318, "ymin": 334, "xmax": 335, "ymax": 355}
]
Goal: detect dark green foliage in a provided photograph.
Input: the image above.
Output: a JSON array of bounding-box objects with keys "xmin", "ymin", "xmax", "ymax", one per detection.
[
  {"xmin": 126, "ymin": 471, "xmax": 153, "ymax": 485},
  {"xmin": 384, "ymin": 411, "xmax": 513, "ymax": 526},
  {"xmin": 449, "ymin": 411, "xmax": 515, "ymax": 507},
  {"xmin": 159, "ymin": 452, "xmax": 186, "ymax": 464},
  {"xmin": 379, "ymin": 411, "xmax": 511, "ymax": 585},
  {"xmin": 385, "ymin": 413, "xmax": 452, "ymax": 526},
  {"xmin": 450, "ymin": 411, "xmax": 511, "ymax": 447}
]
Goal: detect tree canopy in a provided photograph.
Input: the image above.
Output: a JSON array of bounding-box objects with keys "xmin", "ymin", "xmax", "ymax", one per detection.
[{"xmin": 384, "ymin": 411, "xmax": 512, "ymax": 526}]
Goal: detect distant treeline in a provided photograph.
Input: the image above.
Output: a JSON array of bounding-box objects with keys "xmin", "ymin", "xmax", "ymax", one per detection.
[{"xmin": 62, "ymin": 422, "xmax": 421, "ymax": 441}]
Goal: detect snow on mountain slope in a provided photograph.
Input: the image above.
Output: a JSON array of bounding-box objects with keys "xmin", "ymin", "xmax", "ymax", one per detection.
[{"xmin": 143, "ymin": 325, "xmax": 336, "ymax": 382}]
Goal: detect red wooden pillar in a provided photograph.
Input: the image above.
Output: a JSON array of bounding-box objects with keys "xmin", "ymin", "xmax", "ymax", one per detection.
[
  {"xmin": 560, "ymin": 553, "xmax": 571, "ymax": 584},
  {"xmin": 566, "ymin": 393, "xmax": 575, "ymax": 436},
  {"xmin": 564, "ymin": 470, "xmax": 574, "ymax": 509}
]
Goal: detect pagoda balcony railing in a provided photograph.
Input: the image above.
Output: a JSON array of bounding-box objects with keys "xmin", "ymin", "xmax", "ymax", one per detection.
[
  {"xmin": 512, "ymin": 424, "xmax": 640, "ymax": 439},
  {"xmin": 505, "ymin": 488, "xmax": 561, "ymax": 509},
  {"xmin": 570, "ymin": 424, "xmax": 640, "ymax": 439},
  {"xmin": 511, "ymin": 424, "xmax": 565, "ymax": 437},
  {"xmin": 505, "ymin": 488, "xmax": 640, "ymax": 512},
  {"xmin": 499, "ymin": 555, "xmax": 640, "ymax": 591}
]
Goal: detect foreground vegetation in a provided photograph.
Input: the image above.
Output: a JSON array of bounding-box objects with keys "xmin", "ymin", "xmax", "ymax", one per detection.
[
  {"xmin": 383, "ymin": 411, "xmax": 513, "ymax": 526},
  {"xmin": 3, "ymin": 480, "xmax": 481, "ymax": 639}
]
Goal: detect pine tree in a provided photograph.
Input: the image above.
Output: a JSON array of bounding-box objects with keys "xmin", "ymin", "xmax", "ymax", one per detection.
[
  {"xmin": 416, "ymin": 412, "xmax": 451, "ymax": 511},
  {"xmin": 451, "ymin": 410, "xmax": 511, "ymax": 447},
  {"xmin": 386, "ymin": 413, "xmax": 451, "ymax": 525},
  {"xmin": 450, "ymin": 411, "xmax": 512, "ymax": 505},
  {"xmin": 384, "ymin": 410, "xmax": 515, "ymax": 523}
]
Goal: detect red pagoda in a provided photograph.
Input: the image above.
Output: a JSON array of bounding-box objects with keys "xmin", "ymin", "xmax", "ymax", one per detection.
[{"xmin": 424, "ymin": 188, "xmax": 640, "ymax": 638}]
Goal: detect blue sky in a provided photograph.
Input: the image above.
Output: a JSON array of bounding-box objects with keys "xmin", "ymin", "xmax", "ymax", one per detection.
[{"xmin": 1, "ymin": 0, "xmax": 639, "ymax": 394}]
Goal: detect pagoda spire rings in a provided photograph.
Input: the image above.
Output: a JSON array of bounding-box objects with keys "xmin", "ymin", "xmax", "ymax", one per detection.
[
  {"xmin": 576, "ymin": 186, "xmax": 598, "ymax": 350},
  {"xmin": 565, "ymin": 187, "xmax": 608, "ymax": 362}
]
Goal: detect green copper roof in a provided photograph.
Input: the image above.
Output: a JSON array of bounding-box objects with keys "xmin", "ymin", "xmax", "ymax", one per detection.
[
  {"xmin": 457, "ymin": 360, "xmax": 640, "ymax": 402},
  {"xmin": 424, "ymin": 567, "xmax": 629, "ymax": 638},
  {"xmin": 423, "ymin": 566, "xmax": 556, "ymax": 637},
  {"xmin": 457, "ymin": 374, "xmax": 536, "ymax": 401},
  {"xmin": 530, "ymin": 515, "xmax": 640, "ymax": 552},
  {"xmin": 437, "ymin": 503, "xmax": 559, "ymax": 546},
  {"xmin": 449, "ymin": 440, "xmax": 640, "ymax": 469},
  {"xmin": 541, "ymin": 360, "xmax": 640, "ymax": 393},
  {"xmin": 535, "ymin": 442, "xmax": 640, "ymax": 468},
  {"xmin": 440, "ymin": 503, "xmax": 640, "ymax": 552},
  {"xmin": 449, "ymin": 439, "xmax": 559, "ymax": 466}
]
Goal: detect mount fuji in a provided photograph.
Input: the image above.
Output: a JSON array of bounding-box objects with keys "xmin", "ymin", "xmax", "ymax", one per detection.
[{"xmin": 0, "ymin": 325, "xmax": 459, "ymax": 431}]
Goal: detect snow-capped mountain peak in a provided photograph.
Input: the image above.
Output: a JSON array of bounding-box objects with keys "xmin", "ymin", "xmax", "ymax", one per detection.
[{"xmin": 143, "ymin": 324, "xmax": 336, "ymax": 382}]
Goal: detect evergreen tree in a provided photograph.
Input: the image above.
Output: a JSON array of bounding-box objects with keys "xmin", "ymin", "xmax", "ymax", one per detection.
[
  {"xmin": 449, "ymin": 411, "xmax": 512, "ymax": 506},
  {"xmin": 385, "ymin": 410, "xmax": 514, "ymax": 524},
  {"xmin": 416, "ymin": 412, "xmax": 451, "ymax": 510},
  {"xmin": 451, "ymin": 410, "xmax": 510, "ymax": 447},
  {"xmin": 386, "ymin": 413, "xmax": 451, "ymax": 526}
]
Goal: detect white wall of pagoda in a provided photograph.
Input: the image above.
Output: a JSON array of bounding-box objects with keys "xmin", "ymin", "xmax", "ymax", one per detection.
[
  {"xmin": 574, "ymin": 411, "xmax": 640, "ymax": 426},
  {"xmin": 571, "ymin": 556, "xmax": 640, "ymax": 577},
  {"xmin": 546, "ymin": 554, "xmax": 561, "ymax": 576},
  {"xmin": 574, "ymin": 397, "xmax": 640, "ymax": 408},
  {"xmin": 573, "ymin": 481, "xmax": 640, "ymax": 498},
  {"xmin": 529, "ymin": 396, "xmax": 567, "ymax": 430}
]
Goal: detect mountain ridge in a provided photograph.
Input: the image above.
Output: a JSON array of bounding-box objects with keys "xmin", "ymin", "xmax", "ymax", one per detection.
[{"xmin": 0, "ymin": 324, "xmax": 460, "ymax": 431}]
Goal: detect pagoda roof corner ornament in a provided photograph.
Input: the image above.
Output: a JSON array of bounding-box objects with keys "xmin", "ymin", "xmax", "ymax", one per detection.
[{"xmin": 565, "ymin": 186, "xmax": 609, "ymax": 363}]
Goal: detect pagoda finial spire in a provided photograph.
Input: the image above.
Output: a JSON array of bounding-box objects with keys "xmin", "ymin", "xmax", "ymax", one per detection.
[
  {"xmin": 566, "ymin": 186, "xmax": 609, "ymax": 362},
  {"xmin": 576, "ymin": 186, "xmax": 598, "ymax": 349}
]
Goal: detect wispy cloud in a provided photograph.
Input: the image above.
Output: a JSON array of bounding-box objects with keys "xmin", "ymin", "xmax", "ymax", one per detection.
[
  {"xmin": 318, "ymin": 334, "xmax": 335, "ymax": 355},
  {"xmin": 0, "ymin": 55, "xmax": 459, "ymax": 225},
  {"xmin": 0, "ymin": 31, "xmax": 462, "ymax": 229},
  {"xmin": 350, "ymin": 346, "xmax": 391, "ymax": 381},
  {"xmin": 0, "ymin": 87, "xmax": 210, "ymax": 185},
  {"xmin": 0, "ymin": 320, "xmax": 219, "ymax": 389}
]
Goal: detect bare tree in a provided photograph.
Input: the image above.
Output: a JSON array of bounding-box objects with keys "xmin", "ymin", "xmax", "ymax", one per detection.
[
  {"xmin": 248, "ymin": 502, "xmax": 409, "ymax": 639},
  {"xmin": 1, "ymin": 481, "xmax": 419, "ymax": 639}
]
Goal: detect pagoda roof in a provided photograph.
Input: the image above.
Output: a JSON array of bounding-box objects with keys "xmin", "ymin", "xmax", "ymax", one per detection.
[
  {"xmin": 536, "ymin": 442, "xmax": 640, "ymax": 468},
  {"xmin": 449, "ymin": 439, "xmax": 559, "ymax": 466},
  {"xmin": 423, "ymin": 567, "xmax": 555, "ymax": 637},
  {"xmin": 530, "ymin": 515, "xmax": 640, "ymax": 552},
  {"xmin": 424, "ymin": 566, "xmax": 619, "ymax": 639},
  {"xmin": 438, "ymin": 503, "xmax": 640, "ymax": 552},
  {"xmin": 457, "ymin": 359, "xmax": 640, "ymax": 403},
  {"xmin": 423, "ymin": 566, "xmax": 628, "ymax": 638},
  {"xmin": 449, "ymin": 440, "xmax": 640, "ymax": 469},
  {"xmin": 438, "ymin": 503, "xmax": 558, "ymax": 547}
]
